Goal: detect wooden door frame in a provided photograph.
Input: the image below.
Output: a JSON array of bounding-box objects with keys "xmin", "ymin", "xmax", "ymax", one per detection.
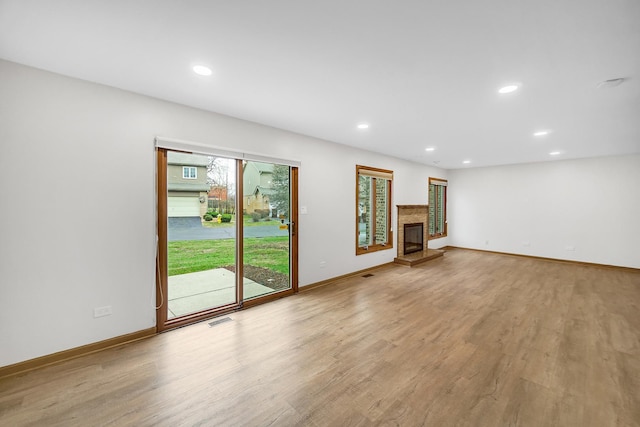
[{"xmin": 156, "ymin": 148, "xmax": 168, "ymax": 331}]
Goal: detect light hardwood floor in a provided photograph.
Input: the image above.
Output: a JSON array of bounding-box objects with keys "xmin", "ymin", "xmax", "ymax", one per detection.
[{"xmin": 2, "ymin": 249, "xmax": 639, "ymax": 426}]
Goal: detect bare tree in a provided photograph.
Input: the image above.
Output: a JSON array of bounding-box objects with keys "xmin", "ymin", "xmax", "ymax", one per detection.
[{"xmin": 207, "ymin": 157, "xmax": 230, "ymax": 213}]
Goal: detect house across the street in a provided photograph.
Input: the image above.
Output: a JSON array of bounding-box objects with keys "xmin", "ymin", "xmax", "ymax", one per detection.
[
  {"xmin": 243, "ymin": 161, "xmax": 274, "ymax": 215},
  {"xmin": 167, "ymin": 152, "xmax": 210, "ymax": 219}
]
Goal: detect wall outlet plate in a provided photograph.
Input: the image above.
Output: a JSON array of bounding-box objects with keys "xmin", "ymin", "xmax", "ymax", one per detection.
[{"xmin": 94, "ymin": 306, "xmax": 112, "ymax": 318}]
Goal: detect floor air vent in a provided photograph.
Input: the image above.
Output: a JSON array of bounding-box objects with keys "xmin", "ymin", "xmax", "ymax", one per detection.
[
  {"xmin": 362, "ymin": 273, "xmax": 374, "ymax": 278},
  {"xmin": 209, "ymin": 317, "xmax": 232, "ymax": 327}
]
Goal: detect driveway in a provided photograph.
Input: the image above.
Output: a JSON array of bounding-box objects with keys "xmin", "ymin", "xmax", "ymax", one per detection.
[{"xmin": 168, "ymin": 217, "xmax": 289, "ymax": 241}]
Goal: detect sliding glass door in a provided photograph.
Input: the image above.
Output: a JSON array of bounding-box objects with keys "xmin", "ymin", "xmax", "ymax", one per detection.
[
  {"xmin": 165, "ymin": 152, "xmax": 238, "ymax": 319},
  {"xmin": 242, "ymin": 161, "xmax": 292, "ymax": 301},
  {"xmin": 156, "ymin": 149, "xmax": 297, "ymax": 330}
]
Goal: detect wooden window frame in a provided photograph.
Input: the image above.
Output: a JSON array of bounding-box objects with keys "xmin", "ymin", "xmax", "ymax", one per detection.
[
  {"xmin": 356, "ymin": 165, "xmax": 393, "ymax": 255},
  {"xmin": 428, "ymin": 177, "xmax": 447, "ymax": 239}
]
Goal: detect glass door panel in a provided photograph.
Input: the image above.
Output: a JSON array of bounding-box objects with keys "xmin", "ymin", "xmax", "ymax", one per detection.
[
  {"xmin": 242, "ymin": 161, "xmax": 291, "ymax": 300},
  {"xmin": 166, "ymin": 152, "xmax": 238, "ymax": 318},
  {"xmin": 358, "ymin": 174, "xmax": 372, "ymax": 247}
]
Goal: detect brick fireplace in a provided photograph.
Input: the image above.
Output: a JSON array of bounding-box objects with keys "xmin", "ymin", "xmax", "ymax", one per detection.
[
  {"xmin": 396, "ymin": 205, "xmax": 429, "ymax": 257},
  {"xmin": 394, "ymin": 204, "xmax": 444, "ymax": 266}
]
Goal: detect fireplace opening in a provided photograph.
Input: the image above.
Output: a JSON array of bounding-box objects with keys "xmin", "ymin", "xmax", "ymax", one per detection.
[{"xmin": 404, "ymin": 223, "xmax": 423, "ymax": 255}]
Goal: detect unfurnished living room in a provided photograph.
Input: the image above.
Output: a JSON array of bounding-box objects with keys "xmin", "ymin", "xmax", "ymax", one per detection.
[{"xmin": 0, "ymin": 1, "xmax": 639, "ymax": 426}]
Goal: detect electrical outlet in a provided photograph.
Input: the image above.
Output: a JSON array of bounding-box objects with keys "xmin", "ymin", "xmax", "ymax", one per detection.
[
  {"xmin": 523, "ymin": 241, "xmax": 531, "ymax": 247},
  {"xmin": 565, "ymin": 246, "xmax": 575, "ymax": 251},
  {"xmin": 94, "ymin": 306, "xmax": 112, "ymax": 318},
  {"xmin": 319, "ymin": 261, "xmax": 327, "ymax": 269}
]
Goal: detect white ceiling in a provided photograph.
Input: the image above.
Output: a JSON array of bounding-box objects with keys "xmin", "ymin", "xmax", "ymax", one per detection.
[{"xmin": 1, "ymin": 0, "xmax": 639, "ymax": 169}]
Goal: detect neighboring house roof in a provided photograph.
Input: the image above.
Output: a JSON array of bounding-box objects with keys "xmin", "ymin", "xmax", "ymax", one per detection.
[
  {"xmin": 252, "ymin": 162, "xmax": 274, "ymax": 173},
  {"xmin": 167, "ymin": 152, "xmax": 209, "ymax": 167},
  {"xmin": 243, "ymin": 162, "xmax": 274, "ymax": 197},
  {"xmin": 168, "ymin": 182, "xmax": 211, "ymax": 192},
  {"xmin": 255, "ymin": 186, "xmax": 275, "ymax": 196}
]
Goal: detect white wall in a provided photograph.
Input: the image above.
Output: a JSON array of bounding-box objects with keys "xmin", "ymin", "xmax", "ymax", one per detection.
[
  {"xmin": 0, "ymin": 60, "xmax": 446, "ymax": 367},
  {"xmin": 448, "ymin": 155, "xmax": 640, "ymax": 268}
]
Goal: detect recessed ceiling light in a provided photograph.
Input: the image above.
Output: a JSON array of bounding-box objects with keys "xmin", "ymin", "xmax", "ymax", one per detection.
[
  {"xmin": 193, "ymin": 65, "xmax": 213, "ymax": 76},
  {"xmin": 357, "ymin": 123, "xmax": 369, "ymax": 130},
  {"xmin": 549, "ymin": 151, "xmax": 561, "ymax": 156},
  {"xmin": 533, "ymin": 130, "xmax": 550, "ymax": 137},
  {"xmin": 463, "ymin": 160, "xmax": 471, "ymax": 164},
  {"xmin": 425, "ymin": 147, "xmax": 436, "ymax": 152},
  {"xmin": 498, "ymin": 84, "xmax": 520, "ymax": 94}
]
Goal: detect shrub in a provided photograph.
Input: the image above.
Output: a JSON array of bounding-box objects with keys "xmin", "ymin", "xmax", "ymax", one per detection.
[
  {"xmin": 251, "ymin": 212, "xmax": 261, "ymax": 222},
  {"xmin": 206, "ymin": 209, "xmax": 219, "ymax": 217},
  {"xmin": 255, "ymin": 209, "xmax": 270, "ymax": 218},
  {"xmin": 221, "ymin": 214, "xmax": 232, "ymax": 223},
  {"xmin": 203, "ymin": 214, "xmax": 214, "ymax": 221}
]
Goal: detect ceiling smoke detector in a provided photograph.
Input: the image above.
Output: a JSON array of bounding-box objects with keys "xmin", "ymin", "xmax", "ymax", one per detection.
[{"xmin": 597, "ymin": 78, "xmax": 625, "ymax": 89}]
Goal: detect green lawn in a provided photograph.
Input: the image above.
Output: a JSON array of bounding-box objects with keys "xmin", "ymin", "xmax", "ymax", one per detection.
[{"xmin": 168, "ymin": 237, "xmax": 289, "ymax": 276}]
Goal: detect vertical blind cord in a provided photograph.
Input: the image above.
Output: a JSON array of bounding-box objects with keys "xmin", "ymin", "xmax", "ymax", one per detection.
[{"xmin": 155, "ymin": 246, "xmax": 164, "ymax": 310}]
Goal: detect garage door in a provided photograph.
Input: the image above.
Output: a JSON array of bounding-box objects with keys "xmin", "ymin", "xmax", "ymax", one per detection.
[{"xmin": 168, "ymin": 196, "xmax": 200, "ymax": 217}]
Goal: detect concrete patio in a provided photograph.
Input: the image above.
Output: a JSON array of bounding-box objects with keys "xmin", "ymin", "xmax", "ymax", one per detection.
[{"xmin": 167, "ymin": 268, "xmax": 275, "ymax": 318}]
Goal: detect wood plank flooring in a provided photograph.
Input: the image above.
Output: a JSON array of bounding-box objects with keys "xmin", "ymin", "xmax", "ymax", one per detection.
[{"xmin": 1, "ymin": 248, "xmax": 639, "ymax": 426}]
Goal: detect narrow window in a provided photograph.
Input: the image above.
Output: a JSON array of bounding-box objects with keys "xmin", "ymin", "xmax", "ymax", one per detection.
[
  {"xmin": 356, "ymin": 165, "xmax": 393, "ymax": 255},
  {"xmin": 428, "ymin": 177, "xmax": 447, "ymax": 238},
  {"xmin": 183, "ymin": 166, "xmax": 197, "ymax": 179}
]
